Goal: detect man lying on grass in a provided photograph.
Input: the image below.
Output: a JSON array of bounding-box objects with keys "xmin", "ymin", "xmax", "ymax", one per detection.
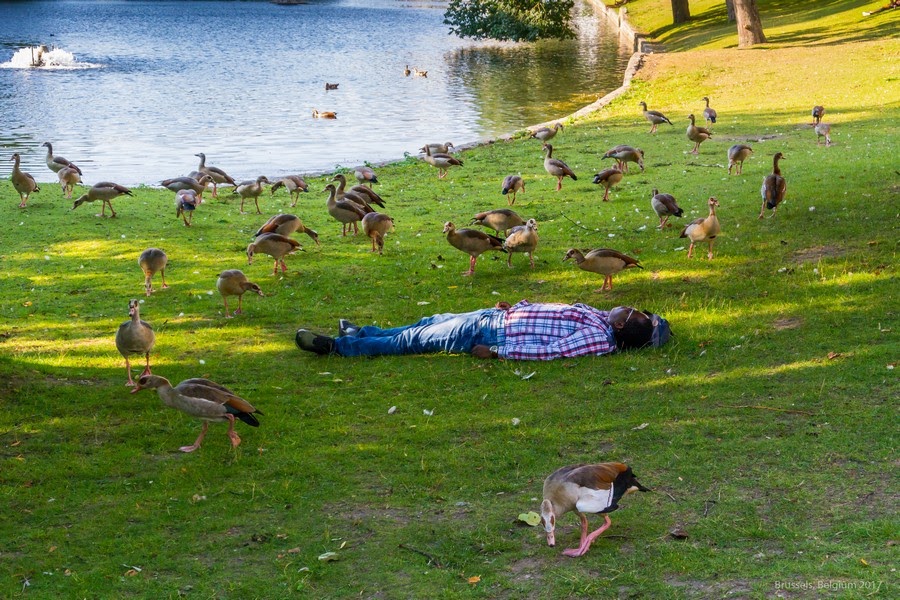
[{"xmin": 295, "ymin": 300, "xmax": 670, "ymax": 359}]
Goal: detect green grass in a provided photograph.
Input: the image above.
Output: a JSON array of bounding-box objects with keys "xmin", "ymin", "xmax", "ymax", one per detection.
[{"xmin": 1, "ymin": 2, "xmax": 898, "ymax": 598}]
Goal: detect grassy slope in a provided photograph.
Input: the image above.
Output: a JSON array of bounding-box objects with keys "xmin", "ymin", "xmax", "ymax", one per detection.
[{"xmin": 0, "ymin": 2, "xmax": 897, "ymax": 598}]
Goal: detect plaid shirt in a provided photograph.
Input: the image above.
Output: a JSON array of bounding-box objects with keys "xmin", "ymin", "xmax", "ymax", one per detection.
[{"xmin": 495, "ymin": 300, "xmax": 615, "ymax": 360}]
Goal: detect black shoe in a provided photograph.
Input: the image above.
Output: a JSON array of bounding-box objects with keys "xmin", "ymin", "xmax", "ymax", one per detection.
[
  {"xmin": 338, "ymin": 319, "xmax": 360, "ymax": 337},
  {"xmin": 295, "ymin": 329, "xmax": 336, "ymax": 355}
]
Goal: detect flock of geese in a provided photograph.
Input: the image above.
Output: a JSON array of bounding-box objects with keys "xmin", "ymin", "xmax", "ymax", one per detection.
[{"xmin": 7, "ymin": 93, "xmax": 833, "ymax": 556}]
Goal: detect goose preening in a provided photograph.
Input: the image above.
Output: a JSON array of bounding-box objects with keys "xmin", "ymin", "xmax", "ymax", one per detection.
[
  {"xmin": 811, "ymin": 105, "xmax": 825, "ymax": 125},
  {"xmin": 161, "ymin": 174, "xmax": 213, "ymax": 200},
  {"xmin": 650, "ymin": 189, "xmax": 684, "ymax": 228},
  {"xmin": 686, "ymin": 114, "xmax": 712, "ymax": 154},
  {"xmin": 422, "ymin": 146, "xmax": 463, "ymax": 179},
  {"xmin": 681, "ymin": 196, "xmax": 721, "ymax": 259},
  {"xmin": 324, "ymin": 82, "xmax": 339, "ymax": 90},
  {"xmin": 234, "ymin": 175, "xmax": 270, "ymax": 214},
  {"xmin": 639, "ymin": 101, "xmax": 672, "ymax": 133},
  {"xmin": 247, "ymin": 232, "xmax": 302, "ymax": 275},
  {"xmin": 727, "ymin": 144, "xmax": 753, "ymax": 175},
  {"xmin": 131, "ymin": 375, "xmax": 262, "ymax": 453},
  {"xmin": 57, "ymin": 165, "xmax": 82, "ymax": 199},
  {"xmin": 41, "ymin": 142, "xmax": 82, "ymax": 175},
  {"xmin": 530, "ymin": 122, "xmax": 563, "ymax": 142},
  {"xmin": 324, "ymin": 183, "xmax": 367, "ymax": 236},
  {"xmin": 542, "ymin": 144, "xmax": 577, "ymax": 191},
  {"xmin": 216, "ymin": 269, "xmax": 263, "ymax": 317},
  {"xmin": 115, "ymin": 299, "xmax": 155, "ymax": 387},
  {"xmin": 420, "ymin": 142, "xmax": 454, "ymax": 155},
  {"xmin": 564, "ymin": 248, "xmax": 643, "ymax": 292},
  {"xmin": 312, "ymin": 109, "xmax": 337, "ymax": 119},
  {"xmin": 138, "ymin": 248, "xmax": 168, "ymax": 297},
  {"xmin": 255, "ymin": 214, "xmax": 319, "ymax": 245},
  {"xmin": 72, "ymin": 182, "xmax": 132, "ymax": 217},
  {"xmin": 10, "ymin": 153, "xmax": 40, "ymax": 208},
  {"xmin": 174, "ymin": 189, "xmax": 200, "ymax": 226},
  {"xmin": 814, "ymin": 122, "xmax": 833, "ymax": 146},
  {"xmin": 601, "ymin": 145, "xmax": 644, "ymax": 173},
  {"xmin": 540, "ymin": 462, "xmax": 650, "ymax": 557},
  {"xmin": 591, "ymin": 167, "xmax": 623, "ymax": 202},
  {"xmin": 702, "ymin": 96, "xmax": 717, "ymax": 124},
  {"xmin": 195, "ymin": 152, "xmax": 236, "ymax": 198},
  {"xmin": 503, "ymin": 218, "xmax": 539, "ymax": 269},
  {"xmin": 362, "ymin": 212, "xmax": 395, "ymax": 254},
  {"xmin": 270, "ymin": 175, "xmax": 309, "ymax": 207},
  {"xmin": 759, "ymin": 152, "xmax": 787, "ymax": 219},
  {"xmin": 501, "ymin": 175, "xmax": 525, "ymax": 205},
  {"xmin": 470, "ymin": 208, "xmax": 525, "ymax": 236},
  {"xmin": 354, "ymin": 166, "xmax": 378, "ymax": 188},
  {"xmin": 443, "ymin": 221, "xmax": 506, "ymax": 277}
]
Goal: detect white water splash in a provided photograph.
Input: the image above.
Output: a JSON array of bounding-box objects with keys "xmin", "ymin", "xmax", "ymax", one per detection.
[{"xmin": 0, "ymin": 46, "xmax": 101, "ymax": 70}]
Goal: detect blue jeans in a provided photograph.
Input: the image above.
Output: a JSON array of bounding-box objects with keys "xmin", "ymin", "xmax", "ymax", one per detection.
[{"xmin": 333, "ymin": 309, "xmax": 499, "ymax": 357}]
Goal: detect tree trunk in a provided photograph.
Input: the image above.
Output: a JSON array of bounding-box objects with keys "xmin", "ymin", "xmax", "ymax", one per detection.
[
  {"xmin": 726, "ymin": 0, "xmax": 736, "ymax": 22},
  {"xmin": 671, "ymin": 0, "xmax": 691, "ymax": 24},
  {"xmin": 734, "ymin": 0, "xmax": 767, "ymax": 47}
]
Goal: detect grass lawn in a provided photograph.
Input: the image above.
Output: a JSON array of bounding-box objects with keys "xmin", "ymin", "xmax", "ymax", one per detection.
[{"xmin": 1, "ymin": 1, "xmax": 897, "ymax": 598}]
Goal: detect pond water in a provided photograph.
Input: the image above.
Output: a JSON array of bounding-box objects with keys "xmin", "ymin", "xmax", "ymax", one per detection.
[{"xmin": 0, "ymin": 0, "xmax": 631, "ymax": 186}]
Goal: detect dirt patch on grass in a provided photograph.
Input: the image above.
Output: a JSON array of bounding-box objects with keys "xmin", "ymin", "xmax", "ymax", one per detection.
[
  {"xmin": 664, "ymin": 576, "xmax": 753, "ymax": 598},
  {"xmin": 722, "ymin": 134, "xmax": 783, "ymax": 142},
  {"xmin": 772, "ymin": 317, "xmax": 803, "ymax": 330},
  {"xmin": 793, "ymin": 246, "xmax": 845, "ymax": 263}
]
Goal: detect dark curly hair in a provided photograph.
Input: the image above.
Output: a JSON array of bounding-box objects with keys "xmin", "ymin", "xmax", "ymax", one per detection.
[{"xmin": 613, "ymin": 310, "xmax": 654, "ymax": 350}]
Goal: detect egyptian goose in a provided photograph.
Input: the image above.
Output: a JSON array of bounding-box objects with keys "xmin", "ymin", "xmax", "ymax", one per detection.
[
  {"xmin": 420, "ymin": 142, "xmax": 454, "ymax": 155},
  {"xmin": 247, "ymin": 233, "xmax": 302, "ymax": 275},
  {"xmin": 10, "ymin": 153, "xmax": 40, "ymax": 208},
  {"xmin": 324, "ymin": 183, "xmax": 367, "ymax": 236},
  {"xmin": 138, "ymin": 248, "xmax": 168, "ymax": 297},
  {"xmin": 413, "ymin": 68, "xmax": 428, "ymax": 77},
  {"xmin": 811, "ymin": 105, "xmax": 825, "ymax": 125},
  {"xmin": 270, "ymin": 175, "xmax": 309, "ymax": 207},
  {"xmin": 72, "ymin": 182, "xmax": 132, "ymax": 217},
  {"xmin": 354, "ymin": 166, "xmax": 378, "ymax": 187},
  {"xmin": 530, "ymin": 123, "xmax": 563, "ymax": 142},
  {"xmin": 115, "ymin": 299, "xmax": 155, "ymax": 387},
  {"xmin": 234, "ymin": 176, "xmax": 270, "ymax": 214},
  {"xmin": 255, "ymin": 214, "xmax": 319, "ymax": 245},
  {"xmin": 404, "ymin": 65, "xmax": 411, "ymax": 76},
  {"xmin": 174, "ymin": 189, "xmax": 199, "ymax": 226},
  {"xmin": 503, "ymin": 219, "xmax": 539, "ymax": 269},
  {"xmin": 681, "ymin": 196, "xmax": 720, "ymax": 259},
  {"xmin": 639, "ymin": 101, "xmax": 672, "ymax": 133},
  {"xmin": 814, "ymin": 123, "xmax": 832, "ymax": 146},
  {"xmin": 650, "ymin": 189, "xmax": 684, "ymax": 228},
  {"xmin": 470, "ymin": 208, "xmax": 525, "ymax": 236},
  {"xmin": 324, "ymin": 82, "xmax": 339, "ymax": 90},
  {"xmin": 501, "ymin": 175, "xmax": 525, "ymax": 205},
  {"xmin": 564, "ymin": 248, "xmax": 643, "ymax": 292},
  {"xmin": 701, "ymin": 96, "xmax": 717, "ymax": 124},
  {"xmin": 443, "ymin": 221, "xmax": 506, "ymax": 276},
  {"xmin": 194, "ymin": 152, "xmax": 236, "ymax": 198},
  {"xmin": 602, "ymin": 145, "xmax": 644, "ymax": 173},
  {"xmin": 57, "ymin": 165, "xmax": 81, "ymax": 199},
  {"xmin": 161, "ymin": 174, "xmax": 212, "ymax": 200},
  {"xmin": 312, "ymin": 109, "xmax": 337, "ymax": 119},
  {"xmin": 423, "ymin": 146, "xmax": 463, "ymax": 179},
  {"xmin": 540, "ymin": 463, "xmax": 650, "ymax": 557},
  {"xmin": 347, "ymin": 183, "xmax": 385, "ymax": 208},
  {"xmin": 592, "ymin": 168, "xmax": 623, "ymax": 202},
  {"xmin": 41, "ymin": 142, "xmax": 82, "ymax": 175},
  {"xmin": 727, "ymin": 144, "xmax": 753, "ymax": 175},
  {"xmin": 216, "ymin": 269, "xmax": 263, "ymax": 317},
  {"xmin": 542, "ymin": 144, "xmax": 577, "ymax": 191},
  {"xmin": 131, "ymin": 375, "xmax": 262, "ymax": 453},
  {"xmin": 362, "ymin": 212, "xmax": 395, "ymax": 254},
  {"xmin": 332, "ymin": 174, "xmax": 382, "ymax": 209},
  {"xmin": 686, "ymin": 114, "xmax": 712, "ymax": 154},
  {"xmin": 759, "ymin": 152, "xmax": 787, "ymax": 219}
]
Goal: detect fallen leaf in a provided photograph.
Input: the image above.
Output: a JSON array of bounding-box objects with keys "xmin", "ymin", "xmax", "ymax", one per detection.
[
  {"xmin": 388, "ymin": 406, "xmax": 397, "ymax": 414},
  {"xmin": 467, "ymin": 576, "xmax": 481, "ymax": 584},
  {"xmin": 632, "ymin": 423, "xmax": 649, "ymax": 431},
  {"xmin": 124, "ymin": 569, "xmax": 139, "ymax": 577},
  {"xmin": 860, "ymin": 558, "xmax": 869, "ymax": 566},
  {"xmin": 48, "ymin": 546, "xmax": 57, "ymax": 553},
  {"xmin": 318, "ymin": 552, "xmax": 339, "ymax": 562},
  {"xmin": 827, "ymin": 352, "xmax": 841, "ymax": 360},
  {"xmin": 518, "ymin": 512, "xmax": 541, "ymax": 527},
  {"xmin": 669, "ymin": 527, "xmax": 689, "ymax": 539},
  {"xmin": 287, "ymin": 547, "xmax": 301, "ymax": 554}
]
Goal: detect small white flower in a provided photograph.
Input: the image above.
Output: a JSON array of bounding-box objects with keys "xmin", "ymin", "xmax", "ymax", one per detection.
[
  {"xmin": 388, "ymin": 406, "xmax": 397, "ymax": 414},
  {"xmin": 511, "ymin": 418, "xmax": 520, "ymax": 426},
  {"xmin": 199, "ymin": 359, "xmax": 206, "ymax": 365}
]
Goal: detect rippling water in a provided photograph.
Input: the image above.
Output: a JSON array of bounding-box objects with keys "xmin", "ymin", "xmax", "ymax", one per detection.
[{"xmin": 0, "ymin": 0, "xmax": 630, "ymax": 186}]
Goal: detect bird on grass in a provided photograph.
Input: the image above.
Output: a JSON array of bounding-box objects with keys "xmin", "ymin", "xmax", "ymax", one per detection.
[
  {"xmin": 681, "ymin": 196, "xmax": 720, "ymax": 259},
  {"xmin": 234, "ymin": 176, "xmax": 270, "ymax": 214},
  {"xmin": 354, "ymin": 166, "xmax": 378, "ymax": 188},
  {"xmin": 72, "ymin": 182, "xmax": 132, "ymax": 217},
  {"xmin": 602, "ymin": 145, "xmax": 644, "ymax": 173},
  {"xmin": 115, "ymin": 299, "xmax": 155, "ymax": 387},
  {"xmin": 759, "ymin": 152, "xmax": 787, "ymax": 219},
  {"xmin": 362, "ymin": 212, "xmax": 395, "ymax": 254},
  {"xmin": 443, "ymin": 221, "xmax": 506, "ymax": 277},
  {"xmin": 727, "ymin": 144, "xmax": 753, "ymax": 175},
  {"xmin": 324, "ymin": 183, "xmax": 368, "ymax": 236},
  {"xmin": 530, "ymin": 122, "xmax": 563, "ymax": 142},
  {"xmin": 564, "ymin": 248, "xmax": 643, "ymax": 292},
  {"xmin": 10, "ymin": 153, "xmax": 40, "ymax": 208},
  {"xmin": 270, "ymin": 175, "xmax": 309, "ymax": 207},
  {"xmin": 592, "ymin": 167, "xmax": 623, "ymax": 202},
  {"xmin": 216, "ymin": 269, "xmax": 263, "ymax": 317},
  {"xmin": 701, "ymin": 96, "xmax": 717, "ymax": 125},
  {"xmin": 57, "ymin": 165, "xmax": 82, "ymax": 199},
  {"xmin": 161, "ymin": 174, "xmax": 213, "ymax": 201},
  {"xmin": 332, "ymin": 174, "xmax": 384, "ymax": 209},
  {"xmin": 139, "ymin": 248, "xmax": 168, "ymax": 297},
  {"xmin": 132, "ymin": 375, "xmax": 262, "ymax": 453},
  {"xmin": 540, "ymin": 462, "xmax": 650, "ymax": 558},
  {"xmin": 174, "ymin": 189, "xmax": 199, "ymax": 226},
  {"xmin": 501, "ymin": 175, "xmax": 525, "ymax": 205},
  {"xmin": 422, "ymin": 146, "xmax": 463, "ymax": 179},
  {"xmin": 41, "ymin": 142, "xmax": 82, "ymax": 175},
  {"xmin": 650, "ymin": 189, "xmax": 684, "ymax": 228},
  {"xmin": 255, "ymin": 214, "xmax": 319, "ymax": 245},
  {"xmin": 639, "ymin": 101, "xmax": 672, "ymax": 133},
  {"xmin": 814, "ymin": 122, "xmax": 833, "ymax": 146},
  {"xmin": 470, "ymin": 208, "xmax": 525, "ymax": 236},
  {"xmin": 503, "ymin": 219, "xmax": 539, "ymax": 269},
  {"xmin": 811, "ymin": 105, "xmax": 825, "ymax": 125},
  {"xmin": 542, "ymin": 144, "xmax": 577, "ymax": 191},
  {"xmin": 247, "ymin": 233, "xmax": 302, "ymax": 275},
  {"xmin": 420, "ymin": 142, "xmax": 454, "ymax": 155},
  {"xmin": 195, "ymin": 152, "xmax": 236, "ymax": 198},
  {"xmin": 686, "ymin": 114, "xmax": 712, "ymax": 154}
]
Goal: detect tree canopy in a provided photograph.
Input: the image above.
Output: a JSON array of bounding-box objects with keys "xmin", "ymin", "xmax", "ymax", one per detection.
[{"xmin": 443, "ymin": 0, "xmax": 575, "ymax": 42}]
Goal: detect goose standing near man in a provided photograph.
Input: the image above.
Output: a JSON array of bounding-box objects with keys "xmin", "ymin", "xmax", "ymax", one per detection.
[
  {"xmin": 564, "ymin": 248, "xmax": 643, "ymax": 292},
  {"xmin": 681, "ymin": 196, "xmax": 721, "ymax": 259},
  {"xmin": 503, "ymin": 219, "xmax": 539, "ymax": 269},
  {"xmin": 195, "ymin": 152, "xmax": 236, "ymax": 198},
  {"xmin": 443, "ymin": 221, "xmax": 506, "ymax": 277},
  {"xmin": 216, "ymin": 270, "xmax": 263, "ymax": 317},
  {"xmin": 10, "ymin": 153, "xmax": 40, "ymax": 208}
]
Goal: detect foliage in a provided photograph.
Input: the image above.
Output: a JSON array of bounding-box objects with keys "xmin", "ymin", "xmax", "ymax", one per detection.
[{"xmin": 444, "ymin": 0, "xmax": 575, "ymax": 42}]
